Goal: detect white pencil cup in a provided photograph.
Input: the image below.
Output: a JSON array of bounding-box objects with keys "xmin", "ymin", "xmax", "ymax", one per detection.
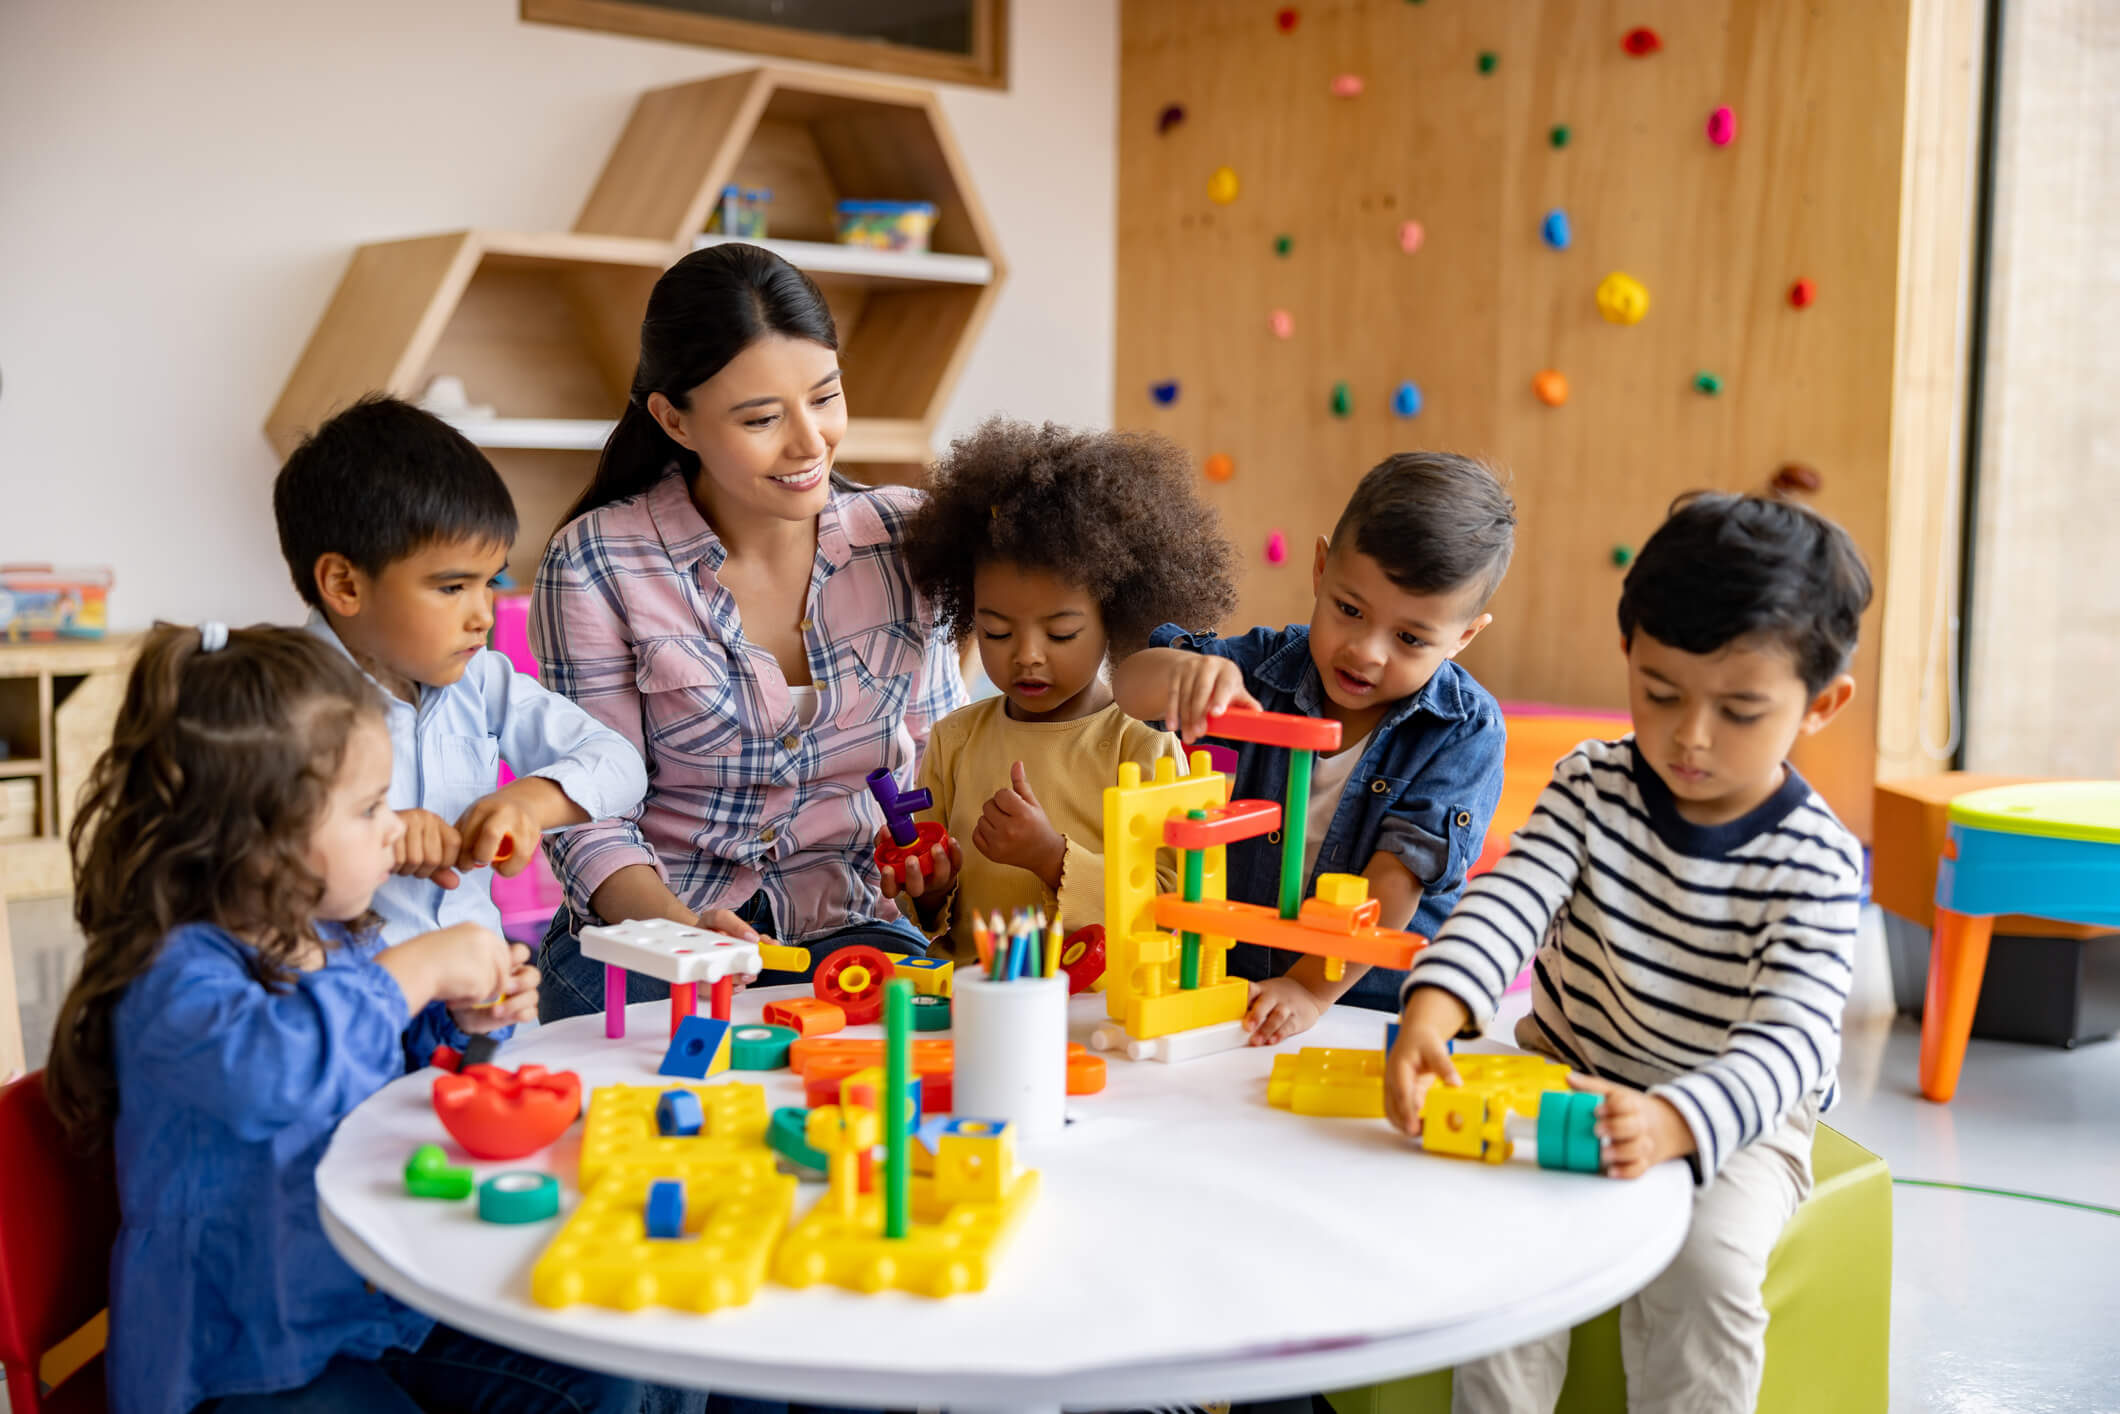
[{"xmin": 950, "ymin": 972, "xmax": 1068, "ymax": 1144}]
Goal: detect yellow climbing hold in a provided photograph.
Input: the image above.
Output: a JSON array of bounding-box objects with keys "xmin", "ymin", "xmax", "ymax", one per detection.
[
  {"xmin": 1208, "ymin": 166, "xmax": 1240, "ymax": 204},
  {"xmin": 1596, "ymin": 271, "xmax": 1650, "ymax": 325}
]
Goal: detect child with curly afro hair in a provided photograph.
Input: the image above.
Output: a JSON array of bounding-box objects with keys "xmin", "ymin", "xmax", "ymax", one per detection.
[{"xmin": 887, "ymin": 417, "xmax": 1238, "ymax": 963}]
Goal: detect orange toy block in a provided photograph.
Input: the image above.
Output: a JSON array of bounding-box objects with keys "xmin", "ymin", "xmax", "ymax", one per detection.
[
  {"xmin": 1202, "ymin": 705, "xmax": 1343, "ymax": 753},
  {"xmin": 763, "ymin": 997, "xmax": 846, "ymax": 1037},
  {"xmin": 788, "ymin": 1037, "xmax": 1106, "ymax": 1104},
  {"xmin": 1152, "ymin": 895, "xmax": 1426, "ymax": 970},
  {"xmin": 1161, "ymin": 799, "xmax": 1281, "ymax": 850}
]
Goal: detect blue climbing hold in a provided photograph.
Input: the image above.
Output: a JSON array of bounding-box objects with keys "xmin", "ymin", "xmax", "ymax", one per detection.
[
  {"xmin": 1392, "ymin": 381, "xmax": 1423, "ymax": 418},
  {"xmin": 1150, "ymin": 380, "xmax": 1179, "ymax": 406},
  {"xmin": 1541, "ymin": 209, "xmax": 1571, "ymax": 250}
]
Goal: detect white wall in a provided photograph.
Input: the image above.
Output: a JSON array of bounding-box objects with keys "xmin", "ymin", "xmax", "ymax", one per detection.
[{"xmin": 0, "ymin": 0, "xmax": 1116, "ymax": 628}]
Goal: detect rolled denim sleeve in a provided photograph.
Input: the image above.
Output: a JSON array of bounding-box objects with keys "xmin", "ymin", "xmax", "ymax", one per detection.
[{"xmin": 1384, "ymin": 701, "xmax": 1508, "ymax": 940}]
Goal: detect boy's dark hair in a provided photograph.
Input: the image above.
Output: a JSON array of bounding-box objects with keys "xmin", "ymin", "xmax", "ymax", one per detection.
[
  {"xmin": 1330, "ymin": 452, "xmax": 1517, "ymax": 607},
  {"xmin": 904, "ymin": 418, "xmax": 1238, "ymax": 654},
  {"xmin": 274, "ymin": 396, "xmax": 518, "ymax": 609},
  {"xmin": 1618, "ymin": 492, "xmax": 1874, "ymax": 693}
]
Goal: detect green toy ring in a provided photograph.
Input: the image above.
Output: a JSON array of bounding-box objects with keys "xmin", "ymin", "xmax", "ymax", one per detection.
[
  {"xmin": 730, "ymin": 1023, "xmax": 798, "ymax": 1070},
  {"xmin": 478, "ymin": 1171, "xmax": 560, "ymax": 1223},
  {"xmin": 768, "ymin": 1106, "xmax": 830, "ymax": 1173},
  {"xmin": 910, "ymin": 995, "xmax": 951, "ymax": 1031}
]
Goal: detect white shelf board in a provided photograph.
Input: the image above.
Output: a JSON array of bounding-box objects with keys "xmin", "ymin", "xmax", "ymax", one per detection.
[
  {"xmin": 436, "ymin": 416, "xmax": 613, "ymax": 451},
  {"xmin": 692, "ymin": 234, "xmax": 992, "ymax": 286}
]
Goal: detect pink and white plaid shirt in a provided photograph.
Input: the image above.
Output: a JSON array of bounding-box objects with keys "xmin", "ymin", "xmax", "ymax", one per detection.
[{"xmin": 530, "ymin": 472, "xmax": 965, "ymax": 942}]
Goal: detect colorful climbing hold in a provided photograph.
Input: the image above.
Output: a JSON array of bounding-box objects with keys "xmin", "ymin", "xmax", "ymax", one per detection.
[
  {"xmin": 1392, "ymin": 381, "xmax": 1423, "ymax": 418},
  {"xmin": 1595, "ymin": 271, "xmax": 1650, "ymax": 325},
  {"xmin": 1622, "ymin": 27, "xmax": 1662, "ymax": 56},
  {"xmin": 1477, "ymin": 51, "xmax": 1499, "ymax": 74},
  {"xmin": 1203, "ymin": 454, "xmax": 1235, "ymax": 483},
  {"xmin": 1331, "ymin": 74, "xmax": 1365, "ymax": 98},
  {"xmin": 1150, "ymin": 380, "xmax": 1179, "ymax": 406},
  {"xmin": 1541, "ymin": 209, "xmax": 1572, "ymax": 250},
  {"xmin": 1265, "ymin": 530, "xmax": 1288, "ymax": 564},
  {"xmin": 1275, "ymin": 7, "xmax": 1299, "ymax": 32},
  {"xmin": 1399, "ymin": 220, "xmax": 1425, "ymax": 254},
  {"xmin": 1157, "ymin": 103, "xmax": 1186, "ymax": 135},
  {"xmin": 1207, "ymin": 165, "xmax": 1240, "ymax": 204},
  {"xmin": 1269, "ymin": 308, "xmax": 1294, "ymax": 340},
  {"xmin": 1694, "ymin": 371, "xmax": 1723, "ymax": 395},
  {"xmin": 1789, "ymin": 278, "xmax": 1817, "ymax": 309},
  {"xmin": 1330, "ymin": 382, "xmax": 1353, "ymax": 418},
  {"xmin": 1771, "ymin": 462, "xmax": 1824, "ymax": 496},
  {"xmin": 1274, "ymin": 234, "xmax": 1294, "ymax": 256},
  {"xmin": 1611, "ymin": 545, "xmax": 1635, "ymax": 569},
  {"xmin": 1707, "ymin": 106, "xmax": 1737, "ymax": 147},
  {"xmin": 1550, "ymin": 124, "xmax": 1572, "ymax": 149},
  {"xmin": 1533, "ymin": 370, "xmax": 1569, "ymax": 407}
]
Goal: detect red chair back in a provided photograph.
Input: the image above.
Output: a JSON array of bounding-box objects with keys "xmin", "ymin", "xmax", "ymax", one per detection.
[{"xmin": 0, "ymin": 1072, "xmax": 119, "ymax": 1414}]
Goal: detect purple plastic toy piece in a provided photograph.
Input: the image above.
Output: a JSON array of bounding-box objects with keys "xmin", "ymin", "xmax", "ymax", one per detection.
[{"xmin": 866, "ymin": 767, "xmax": 933, "ymax": 849}]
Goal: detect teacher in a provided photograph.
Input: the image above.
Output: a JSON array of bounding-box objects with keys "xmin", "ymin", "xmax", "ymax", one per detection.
[{"xmin": 531, "ymin": 243, "xmax": 964, "ymax": 1023}]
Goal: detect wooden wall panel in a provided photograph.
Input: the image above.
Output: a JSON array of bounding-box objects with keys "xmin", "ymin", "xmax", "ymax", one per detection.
[{"xmin": 1118, "ymin": 0, "xmax": 1965, "ymax": 837}]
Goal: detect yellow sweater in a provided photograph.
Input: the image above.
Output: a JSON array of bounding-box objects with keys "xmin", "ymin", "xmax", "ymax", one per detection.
[{"xmin": 913, "ymin": 697, "xmax": 1181, "ymax": 963}]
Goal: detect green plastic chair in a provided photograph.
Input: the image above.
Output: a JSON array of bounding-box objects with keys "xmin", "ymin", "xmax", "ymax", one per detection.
[{"xmin": 1327, "ymin": 1124, "xmax": 1890, "ymax": 1414}]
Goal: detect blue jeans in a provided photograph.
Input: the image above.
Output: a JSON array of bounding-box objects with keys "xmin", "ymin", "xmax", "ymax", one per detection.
[
  {"xmin": 537, "ymin": 894, "xmax": 927, "ymax": 1025},
  {"xmin": 194, "ymin": 1323, "xmax": 641, "ymax": 1413}
]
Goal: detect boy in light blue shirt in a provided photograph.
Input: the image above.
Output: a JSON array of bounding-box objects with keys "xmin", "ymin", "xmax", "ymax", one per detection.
[{"xmin": 274, "ymin": 396, "xmax": 647, "ymax": 943}]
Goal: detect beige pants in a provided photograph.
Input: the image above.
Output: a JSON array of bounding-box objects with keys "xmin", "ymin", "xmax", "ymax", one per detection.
[{"xmin": 1453, "ymin": 1025, "xmax": 1817, "ymax": 1414}]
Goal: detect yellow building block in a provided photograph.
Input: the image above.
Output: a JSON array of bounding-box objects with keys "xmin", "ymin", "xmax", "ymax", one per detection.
[
  {"xmin": 934, "ymin": 1121, "xmax": 1014, "ymax": 1203},
  {"xmin": 578, "ymin": 1082, "xmax": 771, "ymax": 1190},
  {"xmin": 758, "ymin": 943, "xmax": 812, "ymax": 973},
  {"xmin": 1266, "ymin": 1047, "xmax": 1387, "ymax": 1118},
  {"xmin": 893, "ymin": 956, "xmax": 954, "ymax": 996},
  {"xmin": 1420, "ymin": 1086, "xmax": 1506, "ymax": 1161},
  {"xmin": 1314, "ymin": 873, "xmax": 1370, "ymax": 907},
  {"xmin": 774, "ymin": 1161, "xmax": 1041, "ymax": 1297},
  {"xmin": 532, "ymin": 1155, "xmax": 795, "ymax": 1311},
  {"xmin": 1122, "ymin": 975, "xmax": 1250, "ymax": 1039}
]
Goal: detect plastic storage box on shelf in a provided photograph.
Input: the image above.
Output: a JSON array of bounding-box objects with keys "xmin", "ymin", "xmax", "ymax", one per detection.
[
  {"xmin": 835, "ymin": 199, "xmax": 937, "ymax": 253},
  {"xmin": 0, "ymin": 565, "xmax": 112, "ymax": 641}
]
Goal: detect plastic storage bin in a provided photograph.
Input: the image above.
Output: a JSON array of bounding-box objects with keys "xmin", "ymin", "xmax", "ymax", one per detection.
[
  {"xmin": 834, "ymin": 199, "xmax": 938, "ymax": 253},
  {"xmin": 706, "ymin": 185, "xmax": 772, "ymax": 239},
  {"xmin": 0, "ymin": 566, "xmax": 111, "ymax": 641},
  {"xmin": 488, "ymin": 593, "xmax": 566, "ymax": 943}
]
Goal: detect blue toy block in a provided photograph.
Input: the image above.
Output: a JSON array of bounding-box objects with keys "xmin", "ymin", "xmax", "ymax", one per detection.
[
  {"xmin": 656, "ymin": 1088, "xmax": 704, "ymax": 1137},
  {"xmin": 658, "ymin": 1016, "xmax": 732, "ymax": 1079},
  {"xmin": 645, "ymin": 1178, "xmax": 686, "ymax": 1238}
]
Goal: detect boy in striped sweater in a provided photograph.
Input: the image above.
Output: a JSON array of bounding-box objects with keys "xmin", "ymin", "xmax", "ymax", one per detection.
[{"xmin": 1385, "ymin": 492, "xmax": 1873, "ymax": 1414}]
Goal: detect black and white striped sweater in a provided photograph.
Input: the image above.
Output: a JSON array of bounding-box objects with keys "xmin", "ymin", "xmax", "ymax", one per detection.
[{"xmin": 1403, "ymin": 736, "xmax": 1862, "ymax": 1185}]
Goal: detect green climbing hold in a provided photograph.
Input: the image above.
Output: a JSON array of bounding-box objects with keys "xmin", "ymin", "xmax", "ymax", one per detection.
[
  {"xmin": 1611, "ymin": 545, "xmax": 1635, "ymax": 569},
  {"xmin": 1550, "ymin": 124, "xmax": 1571, "ymax": 148},
  {"xmin": 1694, "ymin": 371, "xmax": 1723, "ymax": 395},
  {"xmin": 1477, "ymin": 51, "xmax": 1499, "ymax": 74},
  {"xmin": 1274, "ymin": 233, "xmax": 1293, "ymax": 256},
  {"xmin": 1330, "ymin": 381, "xmax": 1353, "ymax": 417}
]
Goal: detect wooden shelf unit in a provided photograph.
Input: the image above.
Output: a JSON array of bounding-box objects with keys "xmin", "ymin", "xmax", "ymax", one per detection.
[{"xmin": 266, "ymin": 68, "xmax": 1004, "ymax": 537}]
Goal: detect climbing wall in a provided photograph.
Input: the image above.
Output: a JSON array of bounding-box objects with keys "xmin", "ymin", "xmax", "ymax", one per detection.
[{"xmin": 1117, "ymin": 0, "xmax": 1925, "ymax": 833}]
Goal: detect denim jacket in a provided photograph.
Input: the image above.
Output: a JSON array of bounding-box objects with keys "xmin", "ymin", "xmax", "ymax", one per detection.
[{"xmin": 1149, "ymin": 622, "xmax": 1507, "ymax": 1010}]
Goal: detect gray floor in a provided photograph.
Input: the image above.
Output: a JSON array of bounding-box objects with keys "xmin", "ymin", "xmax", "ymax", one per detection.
[{"xmin": 7, "ymin": 900, "xmax": 2119, "ymax": 1410}]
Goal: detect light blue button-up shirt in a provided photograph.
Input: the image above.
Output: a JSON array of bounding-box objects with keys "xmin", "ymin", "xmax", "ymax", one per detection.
[{"xmin": 306, "ymin": 615, "xmax": 648, "ymax": 943}]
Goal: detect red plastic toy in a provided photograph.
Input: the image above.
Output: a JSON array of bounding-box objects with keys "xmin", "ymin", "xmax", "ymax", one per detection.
[
  {"xmin": 814, "ymin": 944, "xmax": 896, "ymax": 1026},
  {"xmin": 1059, "ymin": 925, "xmax": 1107, "ymax": 995},
  {"xmin": 1203, "ymin": 705, "xmax": 1343, "ymax": 753},
  {"xmin": 431, "ymin": 1064, "xmax": 582, "ymax": 1161},
  {"xmin": 866, "ymin": 767, "xmax": 954, "ymax": 890},
  {"xmin": 1622, "ymin": 26, "xmax": 1662, "ymax": 55}
]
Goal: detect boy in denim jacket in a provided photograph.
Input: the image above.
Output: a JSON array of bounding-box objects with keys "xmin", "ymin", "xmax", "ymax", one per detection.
[{"xmin": 1114, "ymin": 452, "xmax": 1514, "ymax": 1041}]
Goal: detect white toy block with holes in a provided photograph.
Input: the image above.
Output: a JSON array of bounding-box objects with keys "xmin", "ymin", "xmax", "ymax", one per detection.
[
  {"xmin": 579, "ymin": 918, "xmax": 763, "ymax": 986},
  {"xmin": 1088, "ymin": 1018, "xmax": 1251, "ymax": 1063}
]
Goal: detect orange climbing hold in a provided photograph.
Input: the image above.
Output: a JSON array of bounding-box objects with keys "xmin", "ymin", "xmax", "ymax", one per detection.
[
  {"xmin": 1533, "ymin": 370, "xmax": 1569, "ymax": 407},
  {"xmin": 1622, "ymin": 27, "xmax": 1661, "ymax": 56},
  {"xmin": 1203, "ymin": 453, "xmax": 1235, "ymax": 483}
]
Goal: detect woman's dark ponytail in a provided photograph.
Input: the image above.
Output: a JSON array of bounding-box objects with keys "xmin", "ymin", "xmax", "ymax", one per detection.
[{"xmin": 557, "ymin": 243, "xmax": 839, "ymax": 533}]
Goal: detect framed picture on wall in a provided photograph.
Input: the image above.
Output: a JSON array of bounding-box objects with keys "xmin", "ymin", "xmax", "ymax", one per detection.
[{"xmin": 521, "ymin": 0, "xmax": 1008, "ymax": 89}]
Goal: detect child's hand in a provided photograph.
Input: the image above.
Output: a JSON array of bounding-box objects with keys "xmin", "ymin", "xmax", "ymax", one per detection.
[
  {"xmin": 452, "ymin": 944, "xmax": 539, "ymax": 1032},
  {"xmin": 1243, "ymin": 976, "xmax": 1323, "ymax": 1046},
  {"xmin": 1163, "ymin": 655, "xmax": 1260, "ymax": 742},
  {"xmin": 972, "ymin": 761, "xmax": 1066, "ymax": 891},
  {"xmin": 380, "ymin": 922, "xmax": 515, "ymax": 1012},
  {"xmin": 1565, "ymin": 1075, "xmax": 1696, "ymax": 1180},
  {"xmin": 1383, "ymin": 988, "xmax": 1471, "ymax": 1136},
  {"xmin": 879, "ymin": 833, "xmax": 962, "ymax": 901},
  {"xmin": 455, "ymin": 791, "xmax": 541, "ymax": 877},
  {"xmin": 394, "ymin": 810, "xmax": 462, "ymax": 890}
]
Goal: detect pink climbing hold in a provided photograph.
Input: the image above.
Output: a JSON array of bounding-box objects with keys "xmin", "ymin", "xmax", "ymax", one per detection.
[
  {"xmin": 1265, "ymin": 531, "xmax": 1288, "ymax": 565},
  {"xmin": 1269, "ymin": 308, "xmax": 1294, "ymax": 339},
  {"xmin": 1331, "ymin": 74, "xmax": 1364, "ymax": 98},
  {"xmin": 1399, "ymin": 220, "xmax": 1425, "ymax": 254},
  {"xmin": 1707, "ymin": 105, "xmax": 1737, "ymax": 147}
]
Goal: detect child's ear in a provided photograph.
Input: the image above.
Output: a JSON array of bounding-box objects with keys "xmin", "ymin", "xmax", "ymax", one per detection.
[
  {"xmin": 1446, "ymin": 613, "xmax": 1494, "ymax": 659},
  {"xmin": 1798, "ymin": 673, "xmax": 1857, "ymax": 735},
  {"xmin": 314, "ymin": 553, "xmax": 363, "ymax": 618},
  {"xmin": 1312, "ymin": 536, "xmax": 1330, "ymax": 594}
]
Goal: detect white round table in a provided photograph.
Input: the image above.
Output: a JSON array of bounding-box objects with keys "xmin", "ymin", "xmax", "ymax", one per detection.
[{"xmin": 318, "ymin": 986, "xmax": 1689, "ymax": 1412}]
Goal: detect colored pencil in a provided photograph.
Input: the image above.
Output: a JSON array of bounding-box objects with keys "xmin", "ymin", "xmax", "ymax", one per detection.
[{"xmin": 972, "ymin": 913, "xmax": 993, "ymax": 976}]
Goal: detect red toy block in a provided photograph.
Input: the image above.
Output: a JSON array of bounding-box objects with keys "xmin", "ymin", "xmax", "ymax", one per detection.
[
  {"xmin": 431, "ymin": 1064, "xmax": 582, "ymax": 1161},
  {"xmin": 763, "ymin": 997, "xmax": 846, "ymax": 1037},
  {"xmin": 429, "ymin": 1044, "xmax": 462, "ymax": 1073},
  {"xmin": 874, "ymin": 820, "xmax": 952, "ymax": 890},
  {"xmin": 1161, "ymin": 799, "xmax": 1282, "ymax": 850},
  {"xmin": 1203, "ymin": 706, "xmax": 1342, "ymax": 753},
  {"xmin": 1298, "ymin": 893, "xmax": 1382, "ymax": 934},
  {"xmin": 814, "ymin": 945, "xmax": 895, "ymax": 1026},
  {"xmin": 1059, "ymin": 925, "xmax": 1107, "ymax": 995}
]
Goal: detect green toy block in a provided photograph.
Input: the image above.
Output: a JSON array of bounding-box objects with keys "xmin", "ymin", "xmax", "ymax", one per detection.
[{"xmin": 404, "ymin": 1143, "xmax": 473, "ymax": 1200}]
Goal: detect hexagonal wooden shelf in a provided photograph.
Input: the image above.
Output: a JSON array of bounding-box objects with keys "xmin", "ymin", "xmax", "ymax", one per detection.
[{"xmin": 266, "ymin": 67, "xmax": 1004, "ymax": 550}]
